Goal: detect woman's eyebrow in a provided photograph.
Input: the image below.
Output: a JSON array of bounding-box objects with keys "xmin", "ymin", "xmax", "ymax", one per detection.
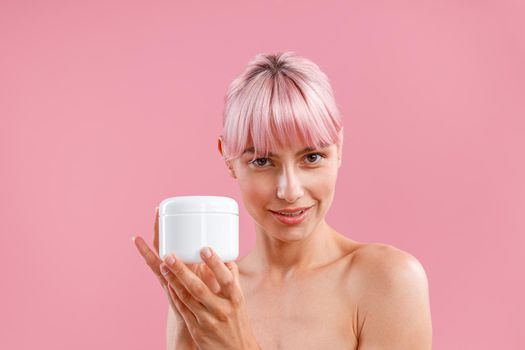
[{"xmin": 242, "ymin": 146, "xmax": 318, "ymax": 157}]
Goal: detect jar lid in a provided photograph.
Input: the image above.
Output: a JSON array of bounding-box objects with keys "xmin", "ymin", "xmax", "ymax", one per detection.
[{"xmin": 159, "ymin": 196, "xmax": 239, "ymax": 215}]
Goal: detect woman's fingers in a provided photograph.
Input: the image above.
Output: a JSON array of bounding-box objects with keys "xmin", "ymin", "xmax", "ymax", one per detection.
[
  {"xmin": 200, "ymin": 264, "xmax": 222, "ymax": 294},
  {"xmin": 133, "ymin": 235, "xmax": 164, "ymax": 286},
  {"xmin": 200, "ymin": 247, "xmax": 240, "ymax": 300},
  {"xmin": 167, "ymin": 280, "xmax": 199, "ymax": 326},
  {"xmin": 162, "ymin": 283, "xmax": 179, "ymax": 315},
  {"xmin": 135, "ymin": 231, "xmax": 197, "ymax": 326},
  {"xmin": 153, "ymin": 206, "xmax": 159, "ymax": 254},
  {"xmin": 165, "ymin": 263, "xmax": 216, "ymax": 325},
  {"xmin": 134, "ymin": 229, "xmax": 202, "ymax": 328},
  {"xmin": 160, "ymin": 262, "xmax": 208, "ymax": 324},
  {"xmin": 161, "ymin": 255, "xmax": 227, "ymax": 319}
]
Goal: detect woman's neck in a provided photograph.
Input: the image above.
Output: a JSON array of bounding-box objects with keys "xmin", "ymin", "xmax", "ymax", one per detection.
[{"xmin": 246, "ymin": 219, "xmax": 340, "ymax": 281}]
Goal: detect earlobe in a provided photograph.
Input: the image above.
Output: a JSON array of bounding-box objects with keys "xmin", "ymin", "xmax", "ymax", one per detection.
[{"xmin": 218, "ymin": 136, "xmax": 237, "ymax": 178}]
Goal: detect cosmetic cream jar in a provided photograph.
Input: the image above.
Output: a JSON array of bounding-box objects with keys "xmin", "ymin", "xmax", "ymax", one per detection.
[{"xmin": 158, "ymin": 196, "xmax": 239, "ymax": 263}]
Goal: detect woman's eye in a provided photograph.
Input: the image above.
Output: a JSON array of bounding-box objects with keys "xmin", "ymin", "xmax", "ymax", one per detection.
[
  {"xmin": 251, "ymin": 158, "xmax": 271, "ymax": 167},
  {"xmin": 305, "ymin": 153, "xmax": 324, "ymax": 164},
  {"xmin": 250, "ymin": 153, "xmax": 325, "ymax": 168}
]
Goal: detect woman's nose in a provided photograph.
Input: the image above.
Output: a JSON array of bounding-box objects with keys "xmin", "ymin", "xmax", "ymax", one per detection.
[{"xmin": 276, "ymin": 168, "xmax": 304, "ymax": 203}]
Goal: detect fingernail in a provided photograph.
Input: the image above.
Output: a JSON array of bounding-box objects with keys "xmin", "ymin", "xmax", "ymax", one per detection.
[
  {"xmin": 201, "ymin": 247, "xmax": 212, "ymax": 258},
  {"xmin": 131, "ymin": 236, "xmax": 136, "ymax": 242},
  {"xmin": 165, "ymin": 255, "xmax": 176, "ymax": 265},
  {"xmin": 160, "ymin": 264, "xmax": 170, "ymax": 275}
]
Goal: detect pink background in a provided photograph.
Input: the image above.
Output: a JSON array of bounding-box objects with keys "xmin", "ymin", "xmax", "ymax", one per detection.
[{"xmin": 1, "ymin": 1, "xmax": 524, "ymax": 349}]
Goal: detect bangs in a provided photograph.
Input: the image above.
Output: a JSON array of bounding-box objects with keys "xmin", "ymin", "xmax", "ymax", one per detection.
[
  {"xmin": 222, "ymin": 69, "xmax": 342, "ymax": 162},
  {"xmin": 221, "ymin": 51, "xmax": 343, "ymax": 162}
]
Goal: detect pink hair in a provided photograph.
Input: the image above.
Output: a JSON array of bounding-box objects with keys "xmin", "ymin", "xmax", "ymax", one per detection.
[{"xmin": 220, "ymin": 51, "xmax": 343, "ymax": 162}]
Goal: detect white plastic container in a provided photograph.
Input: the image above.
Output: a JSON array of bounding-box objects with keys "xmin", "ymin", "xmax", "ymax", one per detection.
[{"xmin": 159, "ymin": 196, "xmax": 239, "ymax": 263}]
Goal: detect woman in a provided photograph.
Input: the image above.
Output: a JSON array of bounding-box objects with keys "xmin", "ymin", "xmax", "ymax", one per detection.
[{"xmin": 133, "ymin": 51, "xmax": 432, "ymax": 349}]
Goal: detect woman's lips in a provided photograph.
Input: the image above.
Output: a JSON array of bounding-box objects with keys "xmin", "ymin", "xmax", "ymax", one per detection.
[{"xmin": 269, "ymin": 206, "xmax": 312, "ymax": 225}]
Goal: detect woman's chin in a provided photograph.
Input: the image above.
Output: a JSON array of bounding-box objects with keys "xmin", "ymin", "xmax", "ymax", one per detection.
[{"xmin": 268, "ymin": 222, "xmax": 313, "ymax": 241}]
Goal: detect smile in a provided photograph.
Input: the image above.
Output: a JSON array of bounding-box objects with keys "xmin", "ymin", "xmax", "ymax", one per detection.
[{"xmin": 269, "ymin": 206, "xmax": 313, "ymax": 225}]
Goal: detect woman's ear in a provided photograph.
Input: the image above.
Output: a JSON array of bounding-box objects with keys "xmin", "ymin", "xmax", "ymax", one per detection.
[
  {"xmin": 217, "ymin": 136, "xmax": 224, "ymax": 157},
  {"xmin": 218, "ymin": 136, "xmax": 237, "ymax": 179}
]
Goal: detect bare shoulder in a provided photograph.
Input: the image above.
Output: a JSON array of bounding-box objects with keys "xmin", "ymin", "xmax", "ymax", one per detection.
[
  {"xmin": 347, "ymin": 243, "xmax": 432, "ymax": 349},
  {"xmin": 350, "ymin": 242, "xmax": 429, "ymax": 285}
]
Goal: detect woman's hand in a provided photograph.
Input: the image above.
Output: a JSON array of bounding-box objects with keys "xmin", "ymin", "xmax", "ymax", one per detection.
[
  {"xmin": 133, "ymin": 207, "xmax": 222, "ymax": 348},
  {"xmin": 159, "ymin": 244, "xmax": 261, "ymax": 350}
]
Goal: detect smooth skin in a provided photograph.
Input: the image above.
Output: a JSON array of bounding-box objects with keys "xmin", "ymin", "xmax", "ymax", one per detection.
[{"xmin": 134, "ymin": 135, "xmax": 432, "ymax": 349}]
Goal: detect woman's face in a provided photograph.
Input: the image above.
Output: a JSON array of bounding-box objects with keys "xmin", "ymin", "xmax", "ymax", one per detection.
[{"xmin": 219, "ymin": 138, "xmax": 342, "ymax": 242}]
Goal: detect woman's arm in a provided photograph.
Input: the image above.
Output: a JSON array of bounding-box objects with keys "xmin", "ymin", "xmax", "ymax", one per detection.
[
  {"xmin": 354, "ymin": 245, "xmax": 432, "ymax": 350},
  {"xmin": 166, "ymin": 304, "xmax": 198, "ymax": 350}
]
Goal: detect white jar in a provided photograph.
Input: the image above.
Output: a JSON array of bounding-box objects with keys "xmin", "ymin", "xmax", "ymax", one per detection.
[{"xmin": 159, "ymin": 196, "xmax": 239, "ymax": 263}]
